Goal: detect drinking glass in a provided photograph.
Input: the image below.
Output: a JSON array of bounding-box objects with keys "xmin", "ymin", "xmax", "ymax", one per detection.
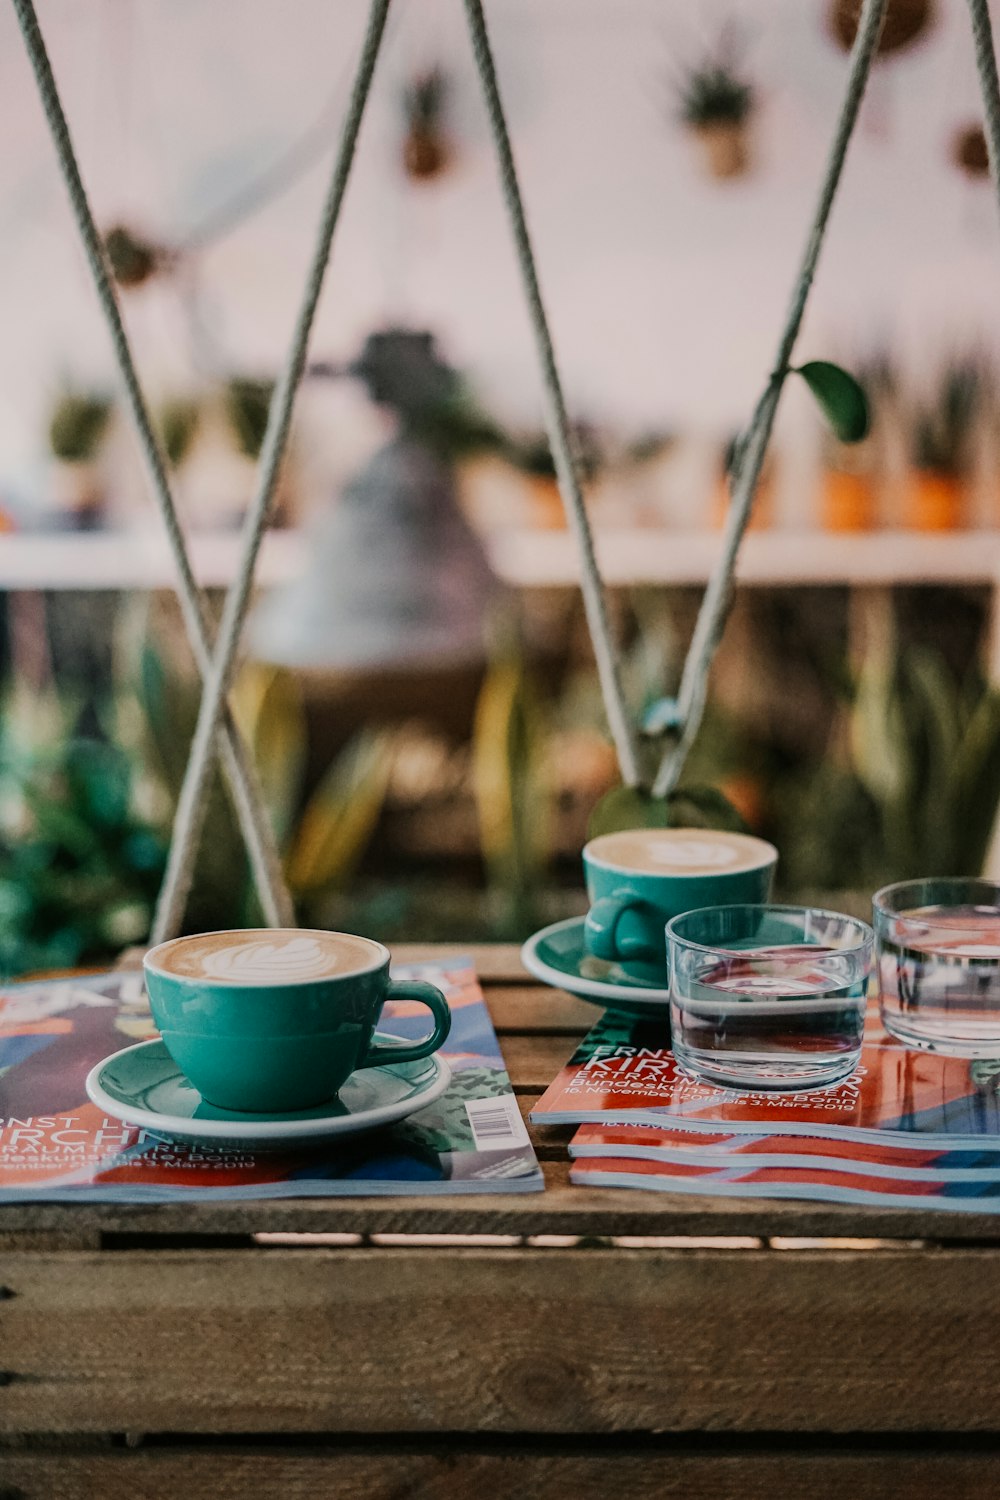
[
  {"xmin": 874, "ymin": 878, "xmax": 1000, "ymax": 1057},
  {"xmin": 667, "ymin": 905, "xmax": 873, "ymax": 1091}
]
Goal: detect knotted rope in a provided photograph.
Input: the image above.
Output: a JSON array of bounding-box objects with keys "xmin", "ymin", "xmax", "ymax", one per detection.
[
  {"xmin": 150, "ymin": 0, "xmax": 392, "ymax": 941},
  {"xmin": 11, "ymin": 0, "xmax": 294, "ymax": 929}
]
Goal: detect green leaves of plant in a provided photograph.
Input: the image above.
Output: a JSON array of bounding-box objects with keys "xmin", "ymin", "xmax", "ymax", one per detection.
[
  {"xmin": 587, "ymin": 782, "xmax": 748, "ymax": 840},
  {"xmin": 795, "ymin": 360, "xmax": 870, "ymax": 444}
]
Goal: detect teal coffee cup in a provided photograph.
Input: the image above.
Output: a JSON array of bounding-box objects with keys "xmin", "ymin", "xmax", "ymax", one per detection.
[
  {"xmin": 583, "ymin": 827, "xmax": 778, "ymax": 974},
  {"xmin": 143, "ymin": 928, "xmax": 451, "ymax": 1113}
]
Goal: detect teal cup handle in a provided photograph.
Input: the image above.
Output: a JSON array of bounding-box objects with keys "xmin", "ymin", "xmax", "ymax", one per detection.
[
  {"xmin": 359, "ymin": 979, "xmax": 451, "ymax": 1068},
  {"xmin": 585, "ymin": 893, "xmax": 658, "ymax": 963}
]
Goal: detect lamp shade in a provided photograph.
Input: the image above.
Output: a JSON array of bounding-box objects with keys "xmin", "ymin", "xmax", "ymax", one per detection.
[{"xmin": 250, "ymin": 437, "xmax": 501, "ymax": 671}]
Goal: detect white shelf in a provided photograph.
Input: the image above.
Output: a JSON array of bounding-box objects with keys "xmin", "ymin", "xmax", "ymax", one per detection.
[{"xmin": 3, "ymin": 528, "xmax": 1000, "ymax": 591}]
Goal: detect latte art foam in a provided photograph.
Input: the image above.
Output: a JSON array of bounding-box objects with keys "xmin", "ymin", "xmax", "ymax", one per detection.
[
  {"xmin": 585, "ymin": 827, "xmax": 776, "ymax": 877},
  {"xmin": 150, "ymin": 928, "xmax": 380, "ymax": 984}
]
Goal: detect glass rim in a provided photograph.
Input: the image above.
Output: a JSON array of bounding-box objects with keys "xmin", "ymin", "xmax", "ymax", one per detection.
[
  {"xmin": 665, "ymin": 902, "xmax": 874, "ymax": 958},
  {"xmin": 872, "ymin": 878, "xmax": 1000, "ymax": 930}
]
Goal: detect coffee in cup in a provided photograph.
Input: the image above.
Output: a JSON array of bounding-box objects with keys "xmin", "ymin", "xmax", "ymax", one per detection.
[
  {"xmin": 583, "ymin": 827, "xmax": 778, "ymax": 972},
  {"xmin": 143, "ymin": 928, "xmax": 451, "ymax": 1113}
]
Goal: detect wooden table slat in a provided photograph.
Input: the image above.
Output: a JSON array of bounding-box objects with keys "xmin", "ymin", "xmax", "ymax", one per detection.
[
  {"xmin": 3, "ymin": 1246, "xmax": 999, "ymax": 1435},
  {"xmin": 4, "ymin": 1445, "xmax": 1000, "ymax": 1500}
]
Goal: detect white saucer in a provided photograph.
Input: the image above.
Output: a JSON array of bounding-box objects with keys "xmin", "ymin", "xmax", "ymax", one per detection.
[
  {"xmin": 521, "ymin": 916, "xmax": 671, "ymax": 1016},
  {"xmin": 85, "ymin": 1036, "xmax": 452, "ymax": 1149}
]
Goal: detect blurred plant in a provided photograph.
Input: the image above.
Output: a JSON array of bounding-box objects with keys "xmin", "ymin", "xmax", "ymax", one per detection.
[
  {"xmin": 402, "ymin": 68, "xmax": 451, "ymax": 181},
  {"xmin": 472, "ymin": 652, "xmax": 551, "ymax": 935},
  {"xmin": 780, "ymin": 645, "xmax": 1000, "ymax": 891},
  {"xmin": 48, "ymin": 392, "xmax": 112, "ymax": 463},
  {"xmin": 158, "ymin": 398, "xmax": 201, "ymax": 469},
  {"xmin": 505, "ymin": 426, "xmax": 601, "ymax": 484},
  {"xmin": 0, "ymin": 697, "xmax": 166, "ymax": 978},
  {"xmin": 224, "ymin": 378, "xmax": 275, "ymax": 461},
  {"xmin": 678, "ymin": 58, "xmax": 754, "ymax": 129},
  {"xmin": 909, "ymin": 363, "xmax": 984, "ymax": 476},
  {"xmin": 350, "ymin": 329, "xmax": 505, "ymax": 462}
]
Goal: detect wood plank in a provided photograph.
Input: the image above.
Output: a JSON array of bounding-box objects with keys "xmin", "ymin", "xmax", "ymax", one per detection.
[
  {"xmin": 2, "ymin": 1159, "xmax": 1000, "ymax": 1239},
  {"xmin": 392, "ymin": 944, "xmax": 528, "ymax": 982},
  {"xmin": 4, "ymin": 1443, "xmax": 1000, "ymax": 1500},
  {"xmin": 2, "ymin": 1246, "xmax": 999, "ymax": 1434},
  {"xmin": 501, "ymin": 1033, "xmax": 579, "ymax": 1090},
  {"xmin": 486, "ymin": 984, "xmax": 595, "ymax": 1034}
]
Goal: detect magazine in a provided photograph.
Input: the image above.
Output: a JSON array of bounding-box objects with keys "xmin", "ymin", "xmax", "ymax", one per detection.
[
  {"xmin": 571, "ymin": 1123, "xmax": 1000, "ymax": 1181},
  {"xmin": 570, "ymin": 1153, "xmax": 1000, "ymax": 1213},
  {"xmin": 531, "ymin": 1004, "xmax": 1000, "ymax": 1147},
  {"xmin": 0, "ymin": 956, "xmax": 543, "ymax": 1201}
]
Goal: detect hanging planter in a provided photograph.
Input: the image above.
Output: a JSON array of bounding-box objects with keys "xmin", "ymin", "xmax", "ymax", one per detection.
[
  {"xmin": 678, "ymin": 53, "xmax": 756, "ymax": 181},
  {"xmin": 953, "ymin": 122, "xmax": 990, "ymax": 179},
  {"xmin": 402, "ymin": 68, "xmax": 452, "ymax": 181},
  {"xmin": 827, "ymin": 0, "xmax": 936, "ymax": 57},
  {"xmin": 103, "ymin": 224, "xmax": 173, "ymax": 290}
]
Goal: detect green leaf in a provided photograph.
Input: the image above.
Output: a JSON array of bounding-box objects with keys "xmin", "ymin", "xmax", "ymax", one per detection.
[
  {"xmin": 587, "ymin": 783, "xmax": 747, "ymax": 840},
  {"xmin": 795, "ymin": 361, "xmax": 870, "ymax": 444}
]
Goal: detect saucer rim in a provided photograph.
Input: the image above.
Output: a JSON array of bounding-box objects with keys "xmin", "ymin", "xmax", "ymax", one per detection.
[
  {"xmin": 520, "ymin": 916, "xmax": 671, "ymax": 1005},
  {"xmin": 85, "ymin": 1036, "xmax": 452, "ymax": 1143}
]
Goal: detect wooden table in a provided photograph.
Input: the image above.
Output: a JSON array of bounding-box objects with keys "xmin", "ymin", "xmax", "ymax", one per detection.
[{"xmin": 2, "ymin": 944, "xmax": 1000, "ymax": 1498}]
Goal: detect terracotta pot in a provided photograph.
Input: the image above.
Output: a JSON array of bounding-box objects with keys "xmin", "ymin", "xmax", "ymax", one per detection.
[
  {"xmin": 693, "ymin": 121, "xmax": 750, "ymax": 181},
  {"xmin": 905, "ymin": 469, "xmax": 962, "ymax": 530},
  {"xmin": 821, "ymin": 469, "xmax": 875, "ymax": 531},
  {"xmin": 404, "ymin": 128, "xmax": 449, "ymax": 181},
  {"xmin": 711, "ymin": 475, "xmax": 772, "ymax": 531},
  {"xmin": 528, "ymin": 474, "xmax": 567, "ymax": 530}
]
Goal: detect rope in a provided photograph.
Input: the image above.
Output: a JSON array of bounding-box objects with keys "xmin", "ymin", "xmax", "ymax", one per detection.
[
  {"xmin": 461, "ymin": 0, "xmax": 643, "ymax": 789},
  {"xmin": 967, "ymin": 0, "xmax": 1000, "ymax": 189},
  {"xmin": 651, "ymin": 0, "xmax": 888, "ymax": 799},
  {"xmin": 11, "ymin": 0, "xmax": 294, "ymax": 930},
  {"xmin": 151, "ymin": 0, "xmax": 393, "ymax": 942}
]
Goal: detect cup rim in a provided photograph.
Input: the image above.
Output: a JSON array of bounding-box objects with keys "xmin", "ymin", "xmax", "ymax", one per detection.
[
  {"xmin": 872, "ymin": 878, "xmax": 1000, "ymax": 929},
  {"xmin": 582, "ymin": 827, "xmax": 778, "ymax": 877},
  {"xmin": 665, "ymin": 902, "xmax": 874, "ymax": 958},
  {"xmin": 144, "ymin": 928, "xmax": 389, "ymax": 987}
]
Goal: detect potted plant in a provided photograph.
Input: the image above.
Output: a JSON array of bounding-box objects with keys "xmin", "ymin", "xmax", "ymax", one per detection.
[
  {"xmin": 711, "ymin": 433, "xmax": 774, "ymax": 530},
  {"xmin": 48, "ymin": 391, "xmax": 112, "ymax": 528},
  {"xmin": 158, "ymin": 397, "xmax": 201, "ymax": 470},
  {"xmin": 819, "ymin": 359, "xmax": 892, "ymax": 531},
  {"xmin": 507, "ymin": 427, "xmax": 601, "ymax": 530},
  {"xmin": 402, "ymin": 68, "xmax": 451, "ymax": 182},
  {"xmin": 905, "ymin": 364, "xmax": 982, "ymax": 530},
  {"xmin": 221, "ymin": 376, "xmax": 296, "ymax": 526},
  {"xmin": 827, "ymin": 0, "xmax": 936, "ymax": 58},
  {"xmin": 678, "ymin": 54, "xmax": 755, "ymax": 181}
]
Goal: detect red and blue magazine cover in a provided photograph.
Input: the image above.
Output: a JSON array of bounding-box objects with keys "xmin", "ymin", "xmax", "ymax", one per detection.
[
  {"xmin": 0, "ymin": 956, "xmax": 543, "ymax": 1200},
  {"xmin": 571, "ymin": 1123, "xmax": 1000, "ymax": 1181},
  {"xmin": 531, "ymin": 1004, "xmax": 1000, "ymax": 1147},
  {"xmin": 570, "ymin": 1153, "xmax": 1000, "ymax": 1213}
]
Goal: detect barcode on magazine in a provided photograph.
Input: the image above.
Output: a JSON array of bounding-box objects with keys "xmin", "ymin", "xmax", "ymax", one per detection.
[{"xmin": 465, "ymin": 1095, "xmax": 530, "ymax": 1151}]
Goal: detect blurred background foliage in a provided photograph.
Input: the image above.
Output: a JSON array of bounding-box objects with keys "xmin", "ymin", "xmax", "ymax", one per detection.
[{"xmin": 3, "ymin": 582, "xmax": 999, "ymax": 977}]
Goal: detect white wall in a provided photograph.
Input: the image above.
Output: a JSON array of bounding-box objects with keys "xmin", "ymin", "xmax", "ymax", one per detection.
[{"xmin": 1, "ymin": 0, "xmax": 1000, "ymax": 516}]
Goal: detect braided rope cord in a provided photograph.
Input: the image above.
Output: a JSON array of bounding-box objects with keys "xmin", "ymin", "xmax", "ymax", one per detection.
[
  {"xmin": 151, "ymin": 0, "xmax": 392, "ymax": 942},
  {"xmin": 967, "ymin": 0, "xmax": 1000, "ymax": 192},
  {"xmin": 652, "ymin": 0, "xmax": 889, "ymax": 799},
  {"xmin": 462, "ymin": 0, "xmax": 643, "ymax": 789},
  {"xmin": 11, "ymin": 0, "xmax": 294, "ymax": 928}
]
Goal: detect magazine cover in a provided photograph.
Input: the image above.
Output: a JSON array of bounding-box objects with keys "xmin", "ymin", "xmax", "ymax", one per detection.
[
  {"xmin": 0, "ymin": 956, "xmax": 543, "ymax": 1200},
  {"xmin": 531, "ymin": 1005, "xmax": 1000, "ymax": 1146},
  {"xmin": 570, "ymin": 1153, "xmax": 1000, "ymax": 1213},
  {"xmin": 571, "ymin": 1123, "xmax": 1000, "ymax": 1181}
]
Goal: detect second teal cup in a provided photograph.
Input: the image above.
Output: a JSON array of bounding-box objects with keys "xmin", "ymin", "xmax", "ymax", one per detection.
[
  {"xmin": 583, "ymin": 827, "xmax": 778, "ymax": 973},
  {"xmin": 143, "ymin": 929, "xmax": 451, "ymax": 1113}
]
